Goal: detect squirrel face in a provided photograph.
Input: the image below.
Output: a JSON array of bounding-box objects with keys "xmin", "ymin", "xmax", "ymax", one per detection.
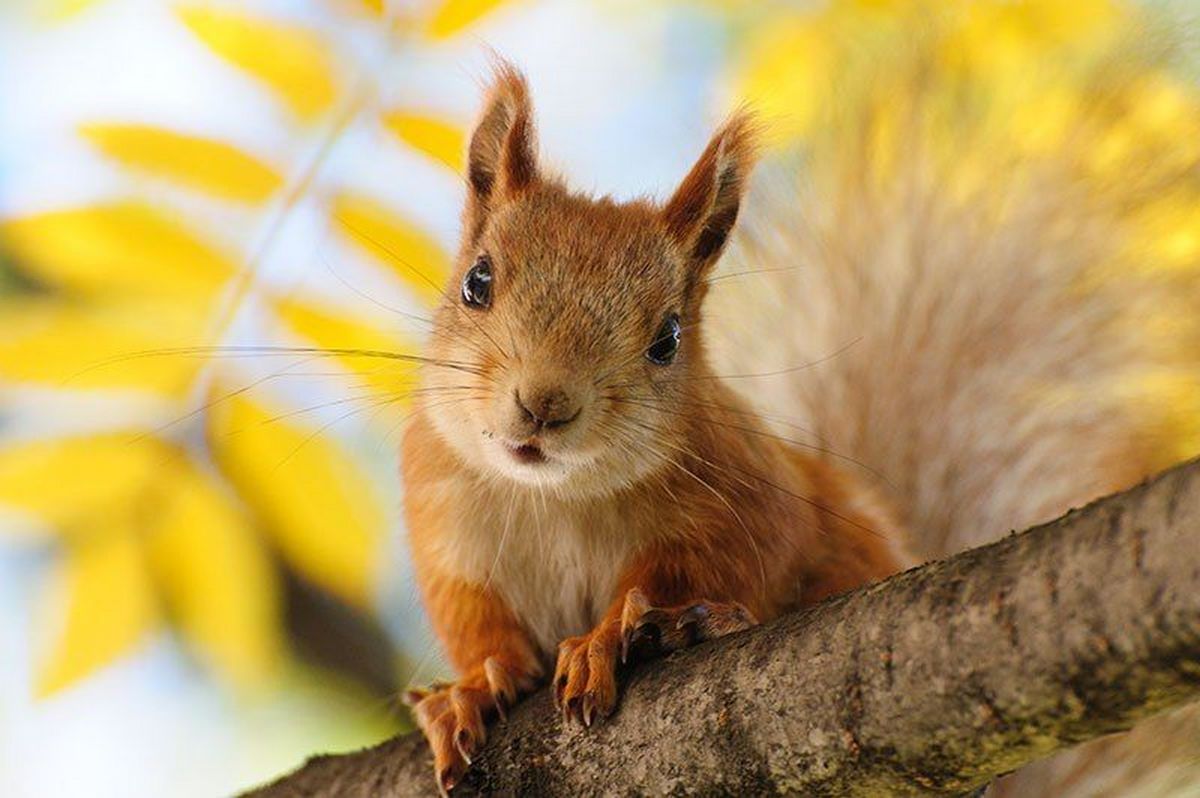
[
  {"xmin": 421, "ymin": 63, "xmax": 757, "ymax": 498},
  {"xmin": 427, "ymin": 184, "xmax": 686, "ymax": 493}
]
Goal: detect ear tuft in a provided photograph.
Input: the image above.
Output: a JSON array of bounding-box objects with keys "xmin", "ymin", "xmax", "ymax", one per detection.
[
  {"xmin": 661, "ymin": 110, "xmax": 760, "ymax": 271},
  {"xmin": 467, "ymin": 60, "xmax": 538, "ymax": 208}
]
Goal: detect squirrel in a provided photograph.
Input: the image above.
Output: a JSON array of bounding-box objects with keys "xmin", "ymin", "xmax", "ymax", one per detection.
[
  {"xmin": 400, "ymin": 61, "xmax": 1199, "ymax": 795},
  {"xmin": 400, "ymin": 63, "xmax": 912, "ymax": 792}
]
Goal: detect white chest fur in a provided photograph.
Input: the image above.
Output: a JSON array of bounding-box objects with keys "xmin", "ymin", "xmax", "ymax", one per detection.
[{"xmin": 435, "ymin": 491, "xmax": 641, "ymax": 657}]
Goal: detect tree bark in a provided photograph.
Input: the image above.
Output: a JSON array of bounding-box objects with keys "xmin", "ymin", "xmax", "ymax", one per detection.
[{"xmin": 246, "ymin": 458, "xmax": 1200, "ymax": 797}]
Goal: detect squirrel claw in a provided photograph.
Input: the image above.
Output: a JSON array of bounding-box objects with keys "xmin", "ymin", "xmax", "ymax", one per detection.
[
  {"xmin": 454, "ymin": 728, "xmax": 475, "ymax": 766},
  {"xmin": 438, "ymin": 767, "xmax": 459, "ymax": 798},
  {"xmin": 621, "ymin": 596, "xmax": 758, "ymax": 666},
  {"xmin": 626, "ymin": 610, "xmax": 670, "ymax": 661},
  {"xmin": 553, "ymin": 592, "xmax": 758, "ymax": 735},
  {"xmin": 409, "ymin": 657, "xmax": 537, "ymax": 794},
  {"xmin": 554, "ymin": 630, "xmax": 619, "ymax": 728},
  {"xmin": 676, "ymin": 602, "xmax": 710, "ymax": 633},
  {"xmin": 565, "ymin": 695, "xmax": 584, "ymax": 725}
]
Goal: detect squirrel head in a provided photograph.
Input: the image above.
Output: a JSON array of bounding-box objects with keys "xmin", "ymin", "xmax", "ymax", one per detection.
[{"xmin": 423, "ymin": 62, "xmax": 758, "ymax": 496}]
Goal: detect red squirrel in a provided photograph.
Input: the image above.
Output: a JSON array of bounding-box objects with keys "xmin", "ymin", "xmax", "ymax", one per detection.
[{"xmin": 400, "ymin": 63, "xmax": 913, "ymax": 792}]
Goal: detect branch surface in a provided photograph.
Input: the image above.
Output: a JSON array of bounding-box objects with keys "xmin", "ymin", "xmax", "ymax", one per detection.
[{"xmin": 248, "ymin": 459, "xmax": 1200, "ymax": 797}]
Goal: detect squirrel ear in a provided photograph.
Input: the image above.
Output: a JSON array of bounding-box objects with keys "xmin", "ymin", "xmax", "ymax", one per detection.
[
  {"xmin": 465, "ymin": 61, "xmax": 538, "ymax": 228},
  {"xmin": 661, "ymin": 111, "xmax": 758, "ymax": 273}
]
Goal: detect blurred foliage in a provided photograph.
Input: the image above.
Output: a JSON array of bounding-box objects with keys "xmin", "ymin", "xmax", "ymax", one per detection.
[{"xmin": 0, "ymin": 0, "xmax": 517, "ymax": 701}]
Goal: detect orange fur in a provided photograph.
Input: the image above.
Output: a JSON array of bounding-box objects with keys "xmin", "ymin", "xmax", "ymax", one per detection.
[{"xmin": 400, "ymin": 63, "xmax": 914, "ymax": 792}]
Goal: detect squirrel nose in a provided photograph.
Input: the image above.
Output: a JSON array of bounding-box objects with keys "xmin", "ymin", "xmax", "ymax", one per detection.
[{"xmin": 515, "ymin": 387, "xmax": 581, "ymax": 431}]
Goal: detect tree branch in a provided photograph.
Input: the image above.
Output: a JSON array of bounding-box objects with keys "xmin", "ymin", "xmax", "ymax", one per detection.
[{"xmin": 247, "ymin": 459, "xmax": 1200, "ymax": 797}]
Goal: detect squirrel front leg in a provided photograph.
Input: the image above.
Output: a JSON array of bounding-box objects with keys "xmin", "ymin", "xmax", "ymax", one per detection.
[
  {"xmin": 554, "ymin": 548, "xmax": 758, "ymax": 727},
  {"xmin": 407, "ymin": 569, "xmax": 542, "ymax": 794}
]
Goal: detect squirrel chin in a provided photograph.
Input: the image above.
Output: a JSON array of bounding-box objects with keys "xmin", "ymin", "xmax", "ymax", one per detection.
[{"xmin": 487, "ymin": 439, "xmax": 578, "ymax": 487}]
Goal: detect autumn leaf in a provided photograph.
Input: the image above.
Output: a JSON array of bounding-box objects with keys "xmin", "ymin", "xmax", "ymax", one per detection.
[
  {"xmin": 208, "ymin": 391, "xmax": 383, "ymax": 610},
  {"xmin": 382, "ymin": 111, "xmax": 465, "ymax": 172},
  {"xmin": 0, "ymin": 201, "xmax": 237, "ymax": 299},
  {"xmin": 331, "ymin": 192, "xmax": 450, "ymax": 305},
  {"xmin": 36, "ymin": 528, "xmax": 159, "ymax": 695},
  {"xmin": 0, "ymin": 435, "xmax": 167, "ymax": 533},
  {"xmin": 273, "ymin": 295, "xmax": 422, "ymax": 397},
  {"xmin": 178, "ymin": 5, "xmax": 339, "ymax": 121},
  {"xmin": 0, "ymin": 296, "xmax": 214, "ymax": 395},
  {"xmin": 81, "ymin": 123, "xmax": 283, "ymax": 204},
  {"xmin": 426, "ymin": 0, "xmax": 514, "ymax": 38},
  {"xmin": 149, "ymin": 458, "xmax": 283, "ymax": 690}
]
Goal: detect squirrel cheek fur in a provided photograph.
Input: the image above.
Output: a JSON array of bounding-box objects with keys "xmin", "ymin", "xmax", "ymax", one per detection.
[{"xmin": 400, "ymin": 62, "xmax": 913, "ymax": 792}]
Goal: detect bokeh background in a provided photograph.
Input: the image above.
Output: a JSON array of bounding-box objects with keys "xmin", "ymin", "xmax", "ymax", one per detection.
[{"xmin": 1, "ymin": 1, "xmax": 1198, "ymax": 796}]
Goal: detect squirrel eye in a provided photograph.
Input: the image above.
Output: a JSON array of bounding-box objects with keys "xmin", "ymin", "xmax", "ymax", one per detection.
[
  {"xmin": 461, "ymin": 255, "xmax": 493, "ymax": 309},
  {"xmin": 645, "ymin": 313, "xmax": 681, "ymax": 366}
]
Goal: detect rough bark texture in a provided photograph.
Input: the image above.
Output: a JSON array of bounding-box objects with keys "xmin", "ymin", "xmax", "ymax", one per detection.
[{"xmin": 247, "ymin": 459, "xmax": 1200, "ymax": 797}]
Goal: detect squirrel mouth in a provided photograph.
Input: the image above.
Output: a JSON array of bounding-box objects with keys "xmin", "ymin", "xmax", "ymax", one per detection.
[{"xmin": 507, "ymin": 442, "xmax": 547, "ymax": 465}]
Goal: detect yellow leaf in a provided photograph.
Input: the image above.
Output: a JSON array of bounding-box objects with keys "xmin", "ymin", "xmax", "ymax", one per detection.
[
  {"xmin": 426, "ymin": 0, "xmax": 513, "ymax": 38},
  {"xmin": 149, "ymin": 459, "xmax": 282, "ymax": 690},
  {"xmin": 331, "ymin": 192, "xmax": 449, "ymax": 305},
  {"xmin": 1, "ymin": 201, "xmax": 237, "ymax": 299},
  {"xmin": 178, "ymin": 6, "xmax": 338, "ymax": 121},
  {"xmin": 273, "ymin": 296, "xmax": 421, "ymax": 397},
  {"xmin": 382, "ymin": 111, "xmax": 465, "ymax": 172},
  {"xmin": 0, "ymin": 435, "xmax": 167, "ymax": 532},
  {"xmin": 209, "ymin": 392, "xmax": 383, "ymax": 609},
  {"xmin": 37, "ymin": 530, "xmax": 159, "ymax": 695},
  {"xmin": 0, "ymin": 296, "xmax": 213, "ymax": 395},
  {"xmin": 80, "ymin": 124, "xmax": 283, "ymax": 204}
]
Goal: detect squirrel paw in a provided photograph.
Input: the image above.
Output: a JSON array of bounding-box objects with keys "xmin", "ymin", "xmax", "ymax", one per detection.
[
  {"xmin": 554, "ymin": 589, "xmax": 758, "ymax": 729},
  {"xmin": 404, "ymin": 657, "xmax": 536, "ymax": 794},
  {"xmin": 619, "ymin": 588, "xmax": 758, "ymax": 665},
  {"xmin": 553, "ymin": 624, "xmax": 621, "ymax": 728}
]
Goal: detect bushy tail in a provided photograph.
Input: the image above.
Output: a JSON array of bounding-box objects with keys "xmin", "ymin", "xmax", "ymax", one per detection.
[{"xmin": 710, "ymin": 3, "xmax": 1200, "ymax": 794}]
